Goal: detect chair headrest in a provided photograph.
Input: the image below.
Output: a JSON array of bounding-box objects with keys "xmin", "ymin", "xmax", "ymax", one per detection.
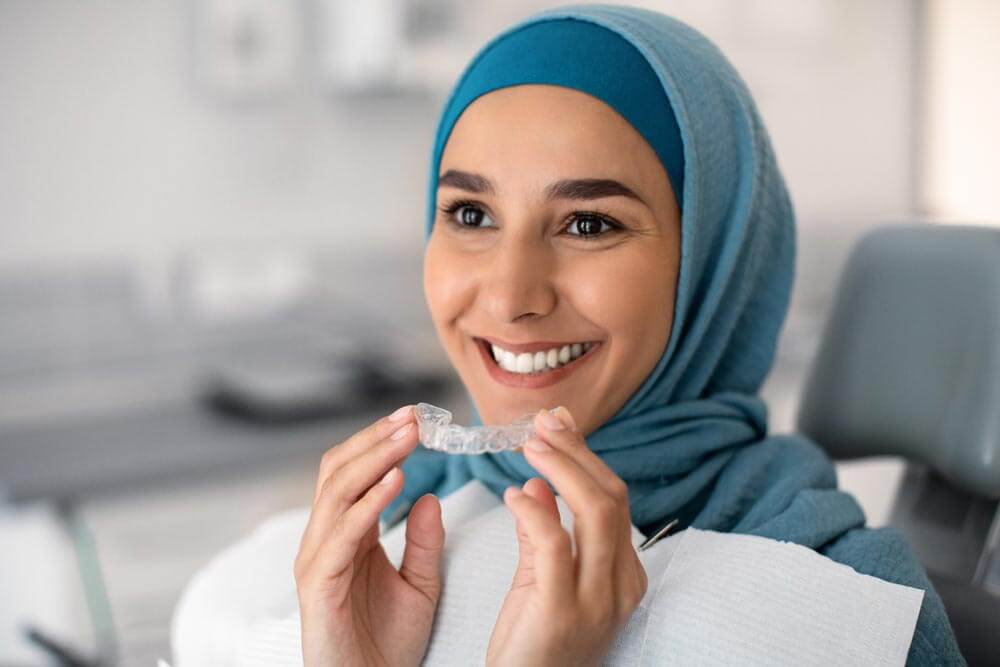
[{"xmin": 797, "ymin": 224, "xmax": 1000, "ymax": 498}]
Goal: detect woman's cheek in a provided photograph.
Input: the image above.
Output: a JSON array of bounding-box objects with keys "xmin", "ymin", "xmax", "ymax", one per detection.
[
  {"xmin": 568, "ymin": 248, "xmax": 673, "ymax": 398},
  {"xmin": 424, "ymin": 238, "xmax": 476, "ymax": 340},
  {"xmin": 561, "ymin": 250, "xmax": 655, "ymax": 336}
]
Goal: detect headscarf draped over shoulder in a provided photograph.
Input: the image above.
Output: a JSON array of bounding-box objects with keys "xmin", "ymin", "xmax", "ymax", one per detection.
[{"xmin": 387, "ymin": 6, "xmax": 964, "ymax": 663}]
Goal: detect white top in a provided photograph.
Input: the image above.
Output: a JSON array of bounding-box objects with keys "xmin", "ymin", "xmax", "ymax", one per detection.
[{"xmin": 170, "ymin": 480, "xmax": 923, "ymax": 666}]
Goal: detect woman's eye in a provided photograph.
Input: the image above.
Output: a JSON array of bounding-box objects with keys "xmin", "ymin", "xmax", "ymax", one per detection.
[
  {"xmin": 565, "ymin": 214, "xmax": 616, "ymax": 239},
  {"xmin": 440, "ymin": 201, "xmax": 620, "ymax": 241},
  {"xmin": 451, "ymin": 204, "xmax": 496, "ymax": 228}
]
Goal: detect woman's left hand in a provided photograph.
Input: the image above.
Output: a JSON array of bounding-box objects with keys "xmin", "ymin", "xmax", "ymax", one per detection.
[{"xmin": 485, "ymin": 407, "xmax": 647, "ymax": 667}]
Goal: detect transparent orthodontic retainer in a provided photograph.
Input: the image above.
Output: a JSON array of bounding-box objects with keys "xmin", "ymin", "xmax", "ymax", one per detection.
[{"xmin": 415, "ymin": 402, "xmax": 557, "ymax": 454}]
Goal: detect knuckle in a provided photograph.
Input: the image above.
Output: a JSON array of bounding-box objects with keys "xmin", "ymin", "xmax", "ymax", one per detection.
[
  {"xmin": 292, "ymin": 554, "xmax": 308, "ymax": 582},
  {"xmin": 619, "ymin": 564, "xmax": 647, "ymax": 612},
  {"xmin": 592, "ymin": 495, "xmax": 618, "ymax": 525},
  {"xmin": 330, "ymin": 513, "xmax": 349, "ymax": 539},
  {"xmin": 318, "ymin": 475, "xmax": 340, "ymax": 502},
  {"xmin": 583, "ymin": 602, "xmax": 611, "ymax": 628},
  {"xmin": 319, "ymin": 447, "xmax": 338, "ymax": 473},
  {"xmin": 622, "ymin": 582, "xmax": 644, "ymax": 611},
  {"xmin": 370, "ymin": 415, "xmax": 397, "ymax": 440},
  {"xmin": 608, "ymin": 476, "xmax": 629, "ymax": 502},
  {"xmin": 539, "ymin": 528, "xmax": 572, "ymax": 555},
  {"xmin": 615, "ymin": 601, "xmax": 635, "ymax": 625},
  {"xmin": 633, "ymin": 579, "xmax": 647, "ymax": 606},
  {"xmin": 357, "ymin": 482, "xmax": 386, "ymax": 509},
  {"xmin": 637, "ymin": 564, "xmax": 649, "ymax": 596}
]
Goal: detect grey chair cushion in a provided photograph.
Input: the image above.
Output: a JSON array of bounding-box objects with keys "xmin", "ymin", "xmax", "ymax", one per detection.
[{"xmin": 797, "ymin": 224, "xmax": 1000, "ymax": 498}]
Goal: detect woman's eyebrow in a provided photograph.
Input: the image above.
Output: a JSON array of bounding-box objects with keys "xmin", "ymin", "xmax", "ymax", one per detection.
[
  {"xmin": 439, "ymin": 170, "xmax": 646, "ymax": 205},
  {"xmin": 544, "ymin": 178, "xmax": 646, "ymax": 205},
  {"xmin": 438, "ymin": 170, "xmax": 495, "ymax": 195}
]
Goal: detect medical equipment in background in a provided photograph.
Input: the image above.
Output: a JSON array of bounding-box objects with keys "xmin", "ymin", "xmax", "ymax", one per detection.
[
  {"xmin": 202, "ymin": 354, "xmax": 449, "ymax": 424},
  {"xmin": 798, "ymin": 223, "xmax": 1000, "ymax": 667}
]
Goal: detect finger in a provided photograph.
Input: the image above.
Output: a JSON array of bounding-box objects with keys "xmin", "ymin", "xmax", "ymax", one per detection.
[
  {"xmin": 522, "ymin": 439, "xmax": 625, "ymax": 582},
  {"xmin": 399, "ymin": 494, "xmax": 445, "ymax": 605},
  {"xmin": 504, "ymin": 486, "xmax": 574, "ymax": 603},
  {"xmin": 543, "ymin": 406, "xmax": 635, "ymax": 555},
  {"xmin": 510, "ymin": 478, "xmax": 560, "ymax": 590},
  {"xmin": 300, "ymin": 424, "xmax": 418, "ymax": 559},
  {"xmin": 534, "ymin": 407, "xmax": 625, "ymax": 500},
  {"xmin": 313, "ymin": 405, "xmax": 415, "ymax": 498},
  {"xmin": 523, "ymin": 477, "xmax": 558, "ymax": 516},
  {"xmin": 324, "ymin": 421, "xmax": 419, "ymax": 510},
  {"xmin": 536, "ymin": 408, "xmax": 634, "ymax": 541},
  {"xmin": 305, "ymin": 466, "xmax": 405, "ymax": 584}
]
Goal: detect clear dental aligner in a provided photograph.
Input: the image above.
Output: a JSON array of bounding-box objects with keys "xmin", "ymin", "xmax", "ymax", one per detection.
[{"xmin": 415, "ymin": 402, "xmax": 557, "ymax": 454}]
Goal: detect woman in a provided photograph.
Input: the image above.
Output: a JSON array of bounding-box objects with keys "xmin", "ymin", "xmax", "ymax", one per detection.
[{"xmin": 293, "ymin": 5, "xmax": 963, "ymax": 666}]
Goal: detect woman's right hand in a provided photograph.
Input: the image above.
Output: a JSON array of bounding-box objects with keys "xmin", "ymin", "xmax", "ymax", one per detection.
[{"xmin": 294, "ymin": 405, "xmax": 444, "ymax": 667}]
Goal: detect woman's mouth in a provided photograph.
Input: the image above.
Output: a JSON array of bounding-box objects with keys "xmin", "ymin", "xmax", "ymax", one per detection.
[{"xmin": 474, "ymin": 337, "xmax": 601, "ymax": 389}]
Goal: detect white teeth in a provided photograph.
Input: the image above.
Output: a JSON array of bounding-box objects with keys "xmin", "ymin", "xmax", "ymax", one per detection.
[
  {"xmin": 558, "ymin": 345, "xmax": 571, "ymax": 364},
  {"xmin": 533, "ymin": 351, "xmax": 547, "ymax": 371},
  {"xmin": 487, "ymin": 340, "xmax": 598, "ymax": 374},
  {"xmin": 515, "ymin": 352, "xmax": 534, "ymax": 373},
  {"xmin": 502, "ymin": 350, "xmax": 518, "ymax": 372}
]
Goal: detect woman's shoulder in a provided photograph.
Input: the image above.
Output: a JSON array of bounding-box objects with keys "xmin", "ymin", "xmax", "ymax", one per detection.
[{"xmin": 820, "ymin": 525, "xmax": 966, "ymax": 666}]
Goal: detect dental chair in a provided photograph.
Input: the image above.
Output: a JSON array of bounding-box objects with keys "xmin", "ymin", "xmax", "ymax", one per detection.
[{"xmin": 797, "ymin": 224, "xmax": 1000, "ymax": 666}]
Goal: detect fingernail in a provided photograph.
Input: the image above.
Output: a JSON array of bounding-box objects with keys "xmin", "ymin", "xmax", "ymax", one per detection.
[
  {"xmin": 538, "ymin": 409, "xmax": 564, "ymax": 431},
  {"xmin": 388, "ymin": 405, "xmax": 412, "ymax": 422},
  {"xmin": 524, "ymin": 437, "xmax": 551, "ymax": 452},
  {"xmin": 379, "ymin": 467, "xmax": 399, "ymax": 485},
  {"xmin": 505, "ymin": 486, "xmax": 523, "ymax": 499},
  {"xmin": 556, "ymin": 406, "xmax": 577, "ymax": 431},
  {"xmin": 390, "ymin": 422, "xmax": 413, "ymax": 440}
]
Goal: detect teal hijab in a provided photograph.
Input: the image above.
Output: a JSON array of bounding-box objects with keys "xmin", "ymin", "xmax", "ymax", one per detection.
[{"xmin": 388, "ymin": 5, "xmax": 963, "ymax": 663}]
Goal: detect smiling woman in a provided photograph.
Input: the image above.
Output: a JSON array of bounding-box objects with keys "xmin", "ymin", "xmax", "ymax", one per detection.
[
  {"xmin": 285, "ymin": 5, "xmax": 966, "ymax": 667},
  {"xmin": 426, "ymin": 84, "xmax": 679, "ymax": 429}
]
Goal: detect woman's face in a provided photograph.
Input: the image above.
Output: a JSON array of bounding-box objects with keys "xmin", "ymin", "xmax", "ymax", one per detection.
[{"xmin": 424, "ymin": 84, "xmax": 681, "ymax": 436}]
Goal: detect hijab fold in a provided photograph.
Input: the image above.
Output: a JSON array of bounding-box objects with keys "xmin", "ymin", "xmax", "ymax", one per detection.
[{"xmin": 385, "ymin": 7, "xmax": 964, "ymax": 662}]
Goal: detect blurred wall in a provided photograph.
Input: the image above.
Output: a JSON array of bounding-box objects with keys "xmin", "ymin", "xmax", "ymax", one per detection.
[
  {"xmin": 922, "ymin": 0, "xmax": 1000, "ymax": 222},
  {"xmin": 0, "ymin": 0, "xmax": 920, "ymax": 271},
  {"xmin": 603, "ymin": 0, "xmax": 921, "ymax": 229},
  {"xmin": 0, "ymin": 0, "xmax": 437, "ymax": 268}
]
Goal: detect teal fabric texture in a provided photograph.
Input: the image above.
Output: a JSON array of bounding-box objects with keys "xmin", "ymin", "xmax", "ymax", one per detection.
[{"xmin": 388, "ymin": 4, "xmax": 965, "ymax": 664}]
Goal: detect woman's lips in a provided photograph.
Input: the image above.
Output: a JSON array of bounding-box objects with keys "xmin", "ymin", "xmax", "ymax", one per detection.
[{"xmin": 475, "ymin": 337, "xmax": 601, "ymax": 389}]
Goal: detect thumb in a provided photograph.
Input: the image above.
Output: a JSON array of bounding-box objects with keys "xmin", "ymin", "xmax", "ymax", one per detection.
[
  {"xmin": 522, "ymin": 476, "xmax": 558, "ymax": 511},
  {"xmin": 510, "ymin": 477, "xmax": 559, "ymax": 589},
  {"xmin": 400, "ymin": 493, "xmax": 444, "ymax": 603}
]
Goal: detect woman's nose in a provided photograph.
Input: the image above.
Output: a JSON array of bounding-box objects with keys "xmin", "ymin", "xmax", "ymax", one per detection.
[{"xmin": 478, "ymin": 236, "xmax": 557, "ymax": 324}]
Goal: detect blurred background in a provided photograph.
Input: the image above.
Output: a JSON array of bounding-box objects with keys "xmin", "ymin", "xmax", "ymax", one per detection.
[{"xmin": 1, "ymin": 1, "xmax": 998, "ymax": 665}]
